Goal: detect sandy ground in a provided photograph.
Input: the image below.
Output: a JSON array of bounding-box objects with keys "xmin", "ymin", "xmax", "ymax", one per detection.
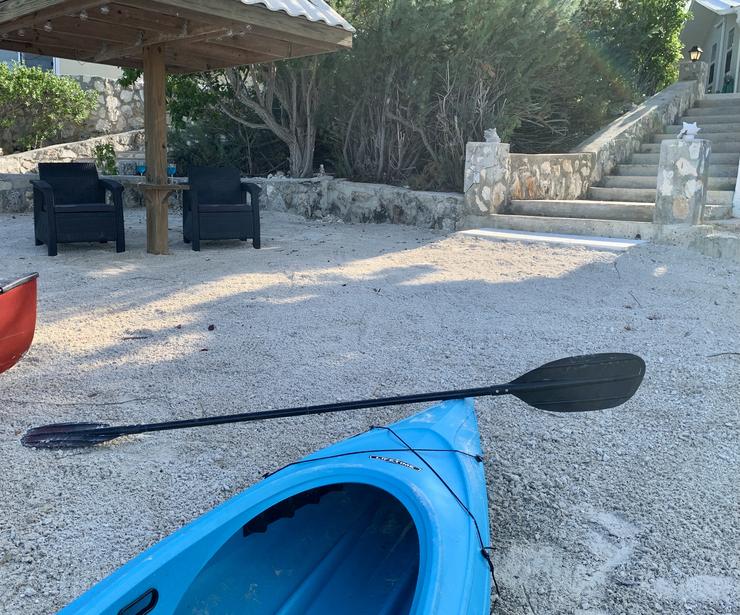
[{"xmin": 0, "ymin": 209, "xmax": 738, "ymax": 614}]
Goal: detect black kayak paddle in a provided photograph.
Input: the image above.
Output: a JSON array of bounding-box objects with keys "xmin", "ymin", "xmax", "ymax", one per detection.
[{"xmin": 21, "ymin": 353, "xmax": 645, "ymax": 450}]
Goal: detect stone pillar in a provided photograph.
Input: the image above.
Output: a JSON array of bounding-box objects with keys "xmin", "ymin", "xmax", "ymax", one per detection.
[
  {"xmin": 733, "ymin": 159, "xmax": 740, "ymax": 218},
  {"xmin": 679, "ymin": 61, "xmax": 709, "ymax": 92},
  {"xmin": 655, "ymin": 139, "xmax": 711, "ymax": 226},
  {"xmin": 464, "ymin": 142, "xmax": 510, "ymax": 215}
]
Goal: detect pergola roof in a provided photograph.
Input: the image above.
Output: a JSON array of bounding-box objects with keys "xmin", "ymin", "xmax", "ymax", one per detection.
[{"xmin": 0, "ymin": 0, "xmax": 354, "ymax": 73}]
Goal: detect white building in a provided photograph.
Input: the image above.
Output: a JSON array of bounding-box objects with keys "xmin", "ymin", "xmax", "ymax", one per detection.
[
  {"xmin": 0, "ymin": 50, "xmax": 121, "ymax": 79},
  {"xmin": 682, "ymin": 1, "xmax": 740, "ymax": 93}
]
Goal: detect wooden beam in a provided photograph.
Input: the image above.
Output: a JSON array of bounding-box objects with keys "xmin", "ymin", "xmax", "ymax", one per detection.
[
  {"xmin": 6, "ymin": 27, "xmax": 108, "ymax": 55},
  {"xmin": 164, "ymin": 44, "xmax": 273, "ymax": 72},
  {"xmin": 168, "ymin": 30, "xmax": 315, "ymax": 60},
  {"xmin": 0, "ymin": 38, "xmax": 94, "ymax": 61},
  {"xmin": 0, "ymin": 0, "xmax": 68, "ymax": 21},
  {"xmin": 95, "ymin": 2, "xmax": 187, "ymax": 33},
  {"xmin": 0, "ymin": 0, "xmax": 104, "ymax": 32},
  {"xmin": 92, "ymin": 22, "xmax": 239, "ymax": 63},
  {"xmin": 143, "ymin": 43, "xmax": 169, "ymax": 255},
  {"xmin": 48, "ymin": 14, "xmax": 147, "ymax": 44}
]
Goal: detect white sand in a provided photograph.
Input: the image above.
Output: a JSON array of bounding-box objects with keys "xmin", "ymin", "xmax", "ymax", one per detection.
[{"xmin": 0, "ymin": 209, "xmax": 738, "ymax": 614}]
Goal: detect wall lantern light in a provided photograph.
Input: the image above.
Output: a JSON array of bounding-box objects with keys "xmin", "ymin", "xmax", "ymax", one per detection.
[{"xmin": 689, "ymin": 46, "xmax": 703, "ymax": 62}]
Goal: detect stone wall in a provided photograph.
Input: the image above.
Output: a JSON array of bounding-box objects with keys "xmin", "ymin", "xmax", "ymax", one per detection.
[
  {"xmin": 575, "ymin": 61, "xmax": 708, "ymax": 184},
  {"xmin": 0, "ymin": 77, "xmax": 144, "ymax": 154},
  {"xmin": 68, "ymin": 76, "xmax": 145, "ymax": 139},
  {"xmin": 0, "ymin": 130, "xmax": 144, "ymax": 174},
  {"xmin": 462, "ymin": 62, "xmax": 709, "ymax": 209},
  {"xmin": 0, "ymin": 174, "xmax": 464, "ymax": 232},
  {"xmin": 509, "ymin": 153, "xmax": 593, "ymax": 200},
  {"xmin": 258, "ymin": 178, "xmax": 462, "ymax": 230}
]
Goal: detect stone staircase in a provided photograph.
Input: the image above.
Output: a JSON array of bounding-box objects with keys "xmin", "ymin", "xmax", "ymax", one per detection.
[{"xmin": 491, "ymin": 93, "xmax": 739, "ymax": 240}]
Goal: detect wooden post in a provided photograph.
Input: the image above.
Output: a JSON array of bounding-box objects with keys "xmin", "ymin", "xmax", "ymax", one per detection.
[{"xmin": 143, "ymin": 44, "xmax": 169, "ymax": 255}]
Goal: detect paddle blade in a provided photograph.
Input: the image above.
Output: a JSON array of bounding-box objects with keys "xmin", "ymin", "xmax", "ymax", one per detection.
[
  {"xmin": 510, "ymin": 353, "xmax": 645, "ymax": 412},
  {"xmin": 21, "ymin": 423, "xmax": 114, "ymax": 449}
]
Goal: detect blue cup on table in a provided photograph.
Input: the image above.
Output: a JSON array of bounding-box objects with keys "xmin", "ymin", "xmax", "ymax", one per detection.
[
  {"xmin": 136, "ymin": 164, "xmax": 146, "ymax": 177},
  {"xmin": 167, "ymin": 162, "xmax": 176, "ymax": 183}
]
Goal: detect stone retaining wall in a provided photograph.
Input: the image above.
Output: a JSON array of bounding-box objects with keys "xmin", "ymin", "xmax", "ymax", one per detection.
[
  {"xmin": 0, "ymin": 175, "xmax": 464, "ymax": 232},
  {"xmin": 0, "ymin": 131, "xmax": 144, "ymax": 174},
  {"xmin": 509, "ymin": 153, "xmax": 593, "ymax": 200},
  {"xmin": 69, "ymin": 76, "xmax": 145, "ymax": 139}
]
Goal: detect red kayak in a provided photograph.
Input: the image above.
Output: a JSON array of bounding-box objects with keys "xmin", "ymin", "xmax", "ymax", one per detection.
[{"xmin": 0, "ymin": 273, "xmax": 39, "ymax": 374}]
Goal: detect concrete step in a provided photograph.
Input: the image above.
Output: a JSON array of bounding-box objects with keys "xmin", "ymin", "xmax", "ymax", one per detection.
[
  {"xmin": 613, "ymin": 163, "xmax": 739, "ymax": 177},
  {"xmin": 465, "ymin": 213, "xmax": 653, "ymax": 240},
  {"xmin": 507, "ymin": 199, "xmax": 653, "ymax": 222},
  {"xmin": 603, "ymin": 175, "xmax": 736, "ymax": 190},
  {"xmin": 640, "ymin": 141, "xmax": 740, "ymax": 154},
  {"xmin": 629, "ymin": 152, "xmax": 740, "ymax": 165},
  {"xmin": 682, "ymin": 113, "xmax": 740, "ymax": 124},
  {"xmin": 653, "ymin": 131, "xmax": 740, "ymax": 142},
  {"xmin": 682, "ymin": 105, "xmax": 740, "ymax": 117},
  {"xmin": 589, "ymin": 186, "xmax": 734, "ymax": 206},
  {"xmin": 667, "ymin": 122, "xmax": 740, "ymax": 132},
  {"xmin": 705, "ymin": 204, "xmax": 733, "ymax": 221},
  {"xmin": 614, "ymin": 164, "xmax": 661, "ymax": 176},
  {"xmin": 695, "ymin": 93, "xmax": 740, "ymax": 107}
]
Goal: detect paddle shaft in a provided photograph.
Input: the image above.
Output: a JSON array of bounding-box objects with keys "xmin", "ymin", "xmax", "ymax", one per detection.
[
  {"xmin": 22, "ymin": 353, "xmax": 646, "ymax": 448},
  {"xmin": 67, "ymin": 376, "xmax": 619, "ymax": 438}
]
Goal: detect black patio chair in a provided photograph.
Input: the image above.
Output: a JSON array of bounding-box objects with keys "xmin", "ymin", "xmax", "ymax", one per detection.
[
  {"xmin": 31, "ymin": 162, "xmax": 125, "ymax": 257},
  {"xmin": 183, "ymin": 166, "xmax": 261, "ymax": 251}
]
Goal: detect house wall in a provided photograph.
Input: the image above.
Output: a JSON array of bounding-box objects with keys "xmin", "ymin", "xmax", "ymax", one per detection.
[
  {"xmin": 57, "ymin": 59, "xmax": 122, "ymax": 80},
  {"xmin": 682, "ymin": 3, "xmax": 740, "ymax": 93},
  {"xmin": 703, "ymin": 14, "xmax": 739, "ymax": 93}
]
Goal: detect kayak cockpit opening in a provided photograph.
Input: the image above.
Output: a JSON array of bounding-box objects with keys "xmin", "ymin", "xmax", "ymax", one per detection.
[{"xmin": 175, "ymin": 483, "xmax": 420, "ymax": 614}]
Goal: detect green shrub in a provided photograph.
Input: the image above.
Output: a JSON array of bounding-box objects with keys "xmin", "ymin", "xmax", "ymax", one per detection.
[
  {"xmin": 577, "ymin": 0, "xmax": 689, "ymax": 98},
  {"xmin": 0, "ymin": 63, "xmax": 97, "ymax": 152},
  {"xmin": 168, "ymin": 111, "xmax": 290, "ymax": 177},
  {"xmin": 93, "ymin": 142, "xmax": 118, "ymax": 175}
]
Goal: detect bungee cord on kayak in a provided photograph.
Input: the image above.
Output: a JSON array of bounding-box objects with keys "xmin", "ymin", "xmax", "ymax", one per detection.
[{"xmin": 264, "ymin": 423, "xmax": 503, "ymax": 597}]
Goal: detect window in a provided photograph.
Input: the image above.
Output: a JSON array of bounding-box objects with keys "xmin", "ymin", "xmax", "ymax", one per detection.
[
  {"xmin": 0, "ymin": 50, "xmax": 57, "ymax": 72},
  {"xmin": 725, "ymin": 28, "xmax": 734, "ymax": 75},
  {"xmin": 0, "ymin": 50, "xmax": 20, "ymax": 66},
  {"xmin": 708, "ymin": 42, "xmax": 718, "ymax": 91},
  {"xmin": 23, "ymin": 54, "xmax": 54, "ymax": 71}
]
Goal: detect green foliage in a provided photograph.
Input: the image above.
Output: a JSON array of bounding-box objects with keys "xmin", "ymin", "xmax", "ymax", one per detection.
[
  {"xmin": 168, "ymin": 111, "xmax": 289, "ymax": 177},
  {"xmin": 119, "ymin": 68, "xmax": 223, "ymax": 128},
  {"xmin": 93, "ymin": 142, "xmax": 118, "ymax": 175},
  {"xmin": 0, "ymin": 63, "xmax": 96, "ymax": 152},
  {"xmin": 122, "ymin": 0, "xmax": 690, "ymax": 190},
  {"xmin": 577, "ymin": 0, "xmax": 689, "ymax": 98},
  {"xmin": 321, "ymin": 0, "xmax": 630, "ymax": 189}
]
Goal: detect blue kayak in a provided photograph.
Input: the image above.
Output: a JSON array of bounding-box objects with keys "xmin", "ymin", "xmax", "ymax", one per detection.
[{"xmin": 61, "ymin": 398, "xmax": 492, "ymax": 614}]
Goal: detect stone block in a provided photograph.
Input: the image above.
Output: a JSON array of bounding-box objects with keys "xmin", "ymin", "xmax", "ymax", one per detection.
[
  {"xmin": 655, "ymin": 139, "xmax": 711, "ymax": 225},
  {"xmin": 679, "ymin": 61, "xmax": 709, "ymax": 91},
  {"xmin": 463, "ymin": 142, "xmax": 510, "ymax": 215}
]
